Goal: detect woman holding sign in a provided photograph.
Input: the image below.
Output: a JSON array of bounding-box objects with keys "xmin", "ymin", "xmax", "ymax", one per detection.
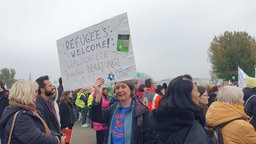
[{"xmin": 91, "ymin": 78, "xmax": 157, "ymax": 144}]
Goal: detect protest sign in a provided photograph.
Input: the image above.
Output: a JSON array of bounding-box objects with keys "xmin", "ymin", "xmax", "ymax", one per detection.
[{"xmin": 57, "ymin": 13, "xmax": 136, "ymax": 90}]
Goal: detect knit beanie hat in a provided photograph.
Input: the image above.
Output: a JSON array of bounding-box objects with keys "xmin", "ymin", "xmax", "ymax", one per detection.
[{"xmin": 245, "ymin": 77, "xmax": 256, "ymax": 88}]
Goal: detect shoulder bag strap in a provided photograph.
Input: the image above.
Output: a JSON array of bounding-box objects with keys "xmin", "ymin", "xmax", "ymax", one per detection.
[
  {"xmin": 8, "ymin": 111, "xmax": 20, "ymax": 144},
  {"xmin": 217, "ymin": 117, "xmax": 243, "ymax": 144},
  {"xmin": 244, "ymin": 95, "xmax": 256, "ymax": 107},
  {"xmin": 219, "ymin": 117, "xmax": 243, "ymax": 129}
]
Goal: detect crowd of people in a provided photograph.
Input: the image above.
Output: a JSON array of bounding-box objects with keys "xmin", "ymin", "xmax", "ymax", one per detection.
[{"xmin": 1, "ymin": 74, "xmax": 256, "ymax": 143}]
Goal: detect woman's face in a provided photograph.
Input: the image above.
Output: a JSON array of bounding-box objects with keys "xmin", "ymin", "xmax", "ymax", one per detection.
[
  {"xmin": 191, "ymin": 83, "xmax": 200, "ymax": 105},
  {"xmin": 33, "ymin": 87, "xmax": 38, "ymax": 102},
  {"xmin": 199, "ymin": 91, "xmax": 209, "ymax": 105},
  {"xmin": 115, "ymin": 82, "xmax": 131, "ymax": 102},
  {"xmin": 103, "ymin": 89, "xmax": 108, "ymax": 96},
  {"xmin": 160, "ymin": 89, "xmax": 165, "ymax": 95},
  {"xmin": 68, "ymin": 91, "xmax": 72, "ymax": 98}
]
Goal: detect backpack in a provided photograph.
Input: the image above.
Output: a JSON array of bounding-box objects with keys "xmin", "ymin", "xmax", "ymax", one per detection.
[
  {"xmin": 205, "ymin": 117, "xmax": 243, "ymax": 144},
  {"xmin": 244, "ymin": 95, "xmax": 256, "ymax": 117}
]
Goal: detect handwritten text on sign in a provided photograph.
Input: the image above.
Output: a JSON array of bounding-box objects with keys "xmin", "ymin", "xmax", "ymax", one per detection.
[{"xmin": 57, "ymin": 13, "xmax": 136, "ymax": 90}]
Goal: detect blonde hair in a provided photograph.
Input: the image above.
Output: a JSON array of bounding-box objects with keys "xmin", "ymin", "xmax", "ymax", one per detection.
[
  {"xmin": 9, "ymin": 80, "xmax": 38, "ymax": 105},
  {"xmin": 217, "ymin": 86, "xmax": 244, "ymax": 105}
]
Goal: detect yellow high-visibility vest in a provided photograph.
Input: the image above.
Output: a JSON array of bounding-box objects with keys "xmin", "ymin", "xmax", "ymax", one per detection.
[
  {"xmin": 75, "ymin": 92, "xmax": 85, "ymax": 108},
  {"xmin": 87, "ymin": 92, "xmax": 94, "ymax": 108}
]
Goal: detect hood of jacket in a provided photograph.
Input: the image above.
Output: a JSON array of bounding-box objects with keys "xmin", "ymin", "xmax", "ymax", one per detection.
[
  {"xmin": 242, "ymin": 87, "xmax": 256, "ymax": 102},
  {"xmin": 152, "ymin": 108, "xmax": 195, "ymax": 131},
  {"xmin": 133, "ymin": 99, "xmax": 147, "ymax": 117},
  {"xmin": 206, "ymin": 101, "xmax": 250, "ymax": 127}
]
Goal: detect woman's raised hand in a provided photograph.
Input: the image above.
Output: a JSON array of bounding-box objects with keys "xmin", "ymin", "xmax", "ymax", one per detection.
[{"xmin": 93, "ymin": 78, "xmax": 105, "ymax": 103}]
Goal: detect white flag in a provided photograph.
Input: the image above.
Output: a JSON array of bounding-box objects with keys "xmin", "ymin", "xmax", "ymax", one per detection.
[{"xmin": 238, "ymin": 67, "xmax": 248, "ymax": 89}]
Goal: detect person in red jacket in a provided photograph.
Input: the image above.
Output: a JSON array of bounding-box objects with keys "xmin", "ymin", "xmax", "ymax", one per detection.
[
  {"xmin": 142, "ymin": 78, "xmax": 161, "ymax": 111},
  {"xmin": 136, "ymin": 84, "xmax": 146, "ymax": 102}
]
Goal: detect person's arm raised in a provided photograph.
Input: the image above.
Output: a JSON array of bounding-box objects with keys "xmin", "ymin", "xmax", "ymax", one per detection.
[{"xmin": 93, "ymin": 78, "xmax": 104, "ymax": 103}]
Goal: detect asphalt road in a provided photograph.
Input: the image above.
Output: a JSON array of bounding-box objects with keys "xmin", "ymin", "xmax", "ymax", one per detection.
[{"xmin": 70, "ymin": 121, "xmax": 96, "ymax": 144}]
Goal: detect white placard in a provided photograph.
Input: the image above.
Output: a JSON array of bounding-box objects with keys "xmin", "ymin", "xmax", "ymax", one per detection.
[{"xmin": 57, "ymin": 13, "xmax": 136, "ymax": 90}]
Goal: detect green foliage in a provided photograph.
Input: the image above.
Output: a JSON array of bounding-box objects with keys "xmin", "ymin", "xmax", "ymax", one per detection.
[
  {"xmin": 0, "ymin": 68, "xmax": 17, "ymax": 89},
  {"xmin": 208, "ymin": 31, "xmax": 256, "ymax": 79}
]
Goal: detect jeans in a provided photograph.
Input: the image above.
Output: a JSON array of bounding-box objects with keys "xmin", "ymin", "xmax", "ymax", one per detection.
[
  {"xmin": 73, "ymin": 105, "xmax": 80, "ymax": 121},
  {"xmin": 81, "ymin": 107, "xmax": 89, "ymax": 125}
]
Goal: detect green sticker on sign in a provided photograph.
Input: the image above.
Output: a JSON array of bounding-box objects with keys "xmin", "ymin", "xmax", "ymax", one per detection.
[{"xmin": 117, "ymin": 34, "xmax": 130, "ymax": 52}]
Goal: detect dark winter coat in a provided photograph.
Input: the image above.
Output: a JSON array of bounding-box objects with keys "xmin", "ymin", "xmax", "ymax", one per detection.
[
  {"xmin": 59, "ymin": 98, "xmax": 75, "ymax": 129},
  {"xmin": 57, "ymin": 85, "xmax": 63, "ymax": 104},
  {"xmin": 0, "ymin": 90, "xmax": 9, "ymax": 119},
  {"xmin": 243, "ymin": 87, "xmax": 256, "ymax": 104},
  {"xmin": 0, "ymin": 106, "xmax": 58, "ymax": 144},
  {"xmin": 152, "ymin": 108, "xmax": 208, "ymax": 144},
  {"xmin": 92, "ymin": 98, "xmax": 157, "ymax": 144},
  {"xmin": 36, "ymin": 95, "xmax": 61, "ymax": 133},
  {"xmin": 244, "ymin": 94, "xmax": 256, "ymax": 129},
  {"xmin": 208, "ymin": 93, "xmax": 217, "ymax": 107}
]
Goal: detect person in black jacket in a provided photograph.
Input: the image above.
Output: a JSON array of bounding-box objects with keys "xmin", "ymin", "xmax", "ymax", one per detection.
[
  {"xmin": 92, "ymin": 78, "xmax": 157, "ymax": 144},
  {"xmin": 152, "ymin": 75, "xmax": 208, "ymax": 144},
  {"xmin": 0, "ymin": 80, "xmax": 9, "ymax": 144},
  {"xmin": 59, "ymin": 91, "xmax": 75, "ymax": 130},
  {"xmin": 243, "ymin": 77, "xmax": 256, "ymax": 129},
  {"xmin": 35, "ymin": 75, "xmax": 61, "ymax": 134},
  {"xmin": 57, "ymin": 77, "xmax": 63, "ymax": 104},
  {"xmin": 197, "ymin": 85, "xmax": 209, "ymax": 127},
  {"xmin": 156, "ymin": 85, "xmax": 165, "ymax": 97},
  {"xmin": 0, "ymin": 80, "xmax": 64, "ymax": 144},
  {"xmin": 243, "ymin": 87, "xmax": 256, "ymax": 104},
  {"xmin": 59, "ymin": 91, "xmax": 75, "ymax": 144},
  {"xmin": 207, "ymin": 85, "xmax": 219, "ymax": 107}
]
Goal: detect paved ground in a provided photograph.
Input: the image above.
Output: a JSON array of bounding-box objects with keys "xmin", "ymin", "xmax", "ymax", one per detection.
[{"xmin": 70, "ymin": 121, "xmax": 96, "ymax": 144}]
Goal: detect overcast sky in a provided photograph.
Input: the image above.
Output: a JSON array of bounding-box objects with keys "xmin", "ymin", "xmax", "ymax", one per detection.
[{"xmin": 1, "ymin": 0, "xmax": 255, "ymax": 83}]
